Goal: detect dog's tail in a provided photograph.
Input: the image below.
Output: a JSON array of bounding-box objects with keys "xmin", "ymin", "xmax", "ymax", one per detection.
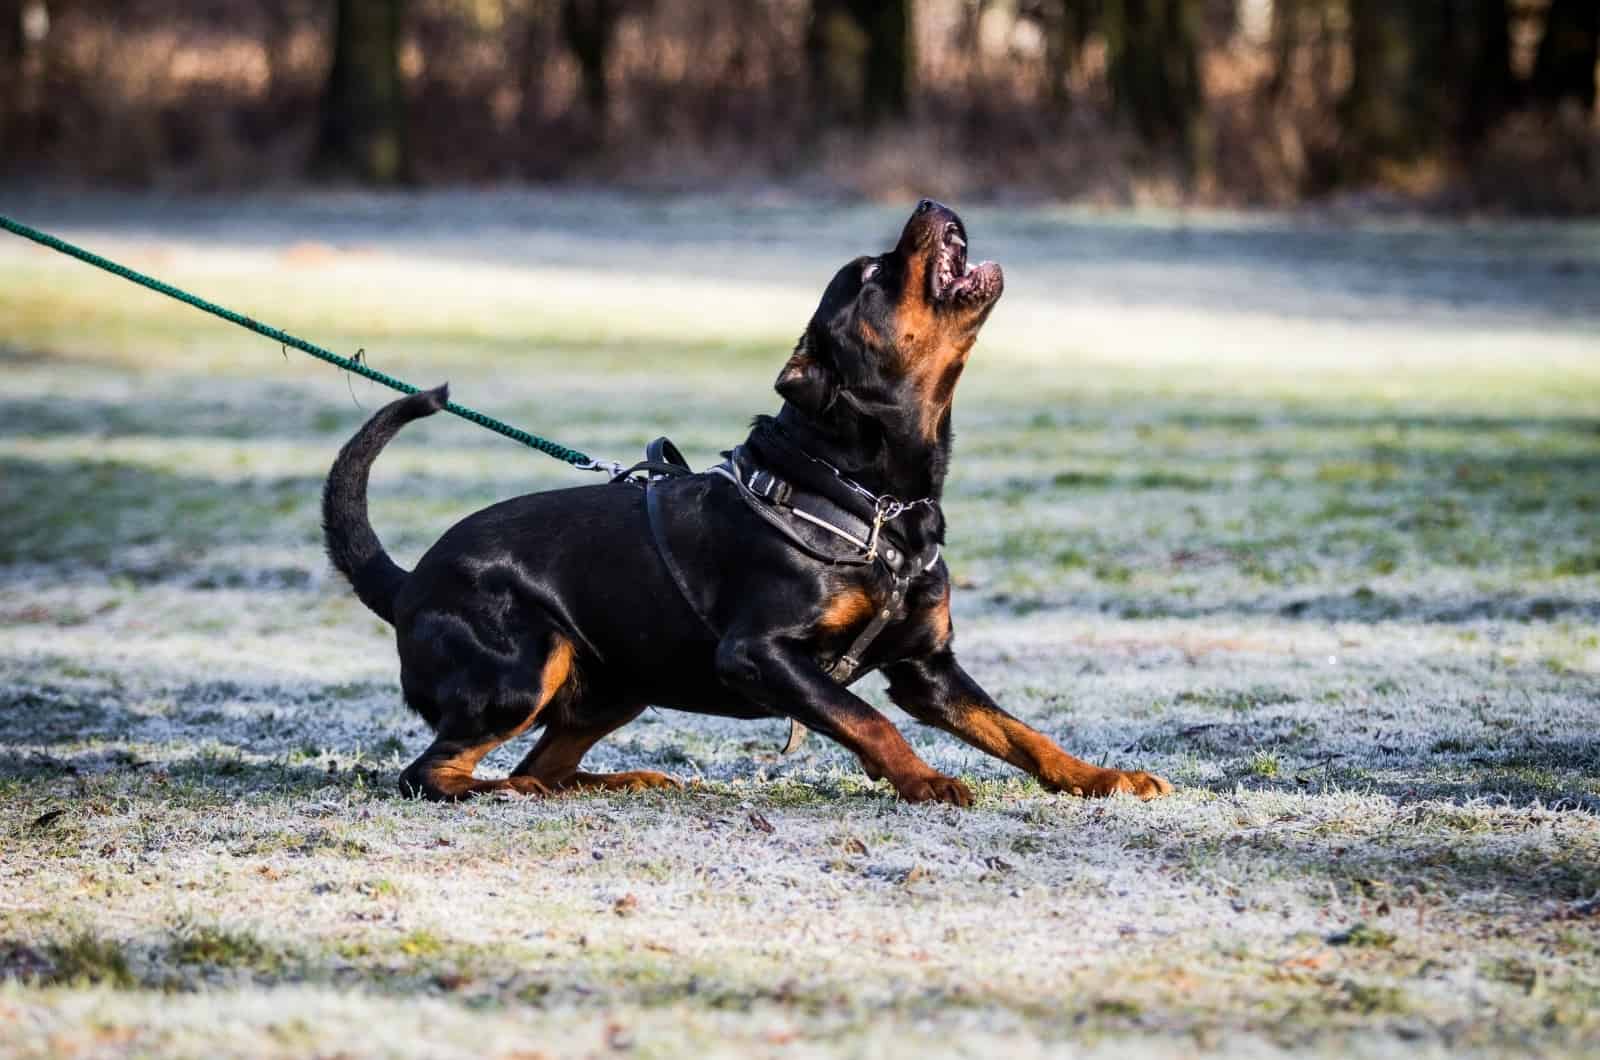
[{"xmin": 322, "ymin": 384, "xmax": 449, "ymax": 624}]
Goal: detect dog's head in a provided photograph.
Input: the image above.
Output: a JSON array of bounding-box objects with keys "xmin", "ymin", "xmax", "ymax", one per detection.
[{"xmin": 777, "ymin": 199, "xmax": 1004, "ymax": 443}]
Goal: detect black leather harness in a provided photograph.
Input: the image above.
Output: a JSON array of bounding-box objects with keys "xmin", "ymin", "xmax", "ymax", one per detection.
[{"xmin": 617, "ymin": 437, "xmax": 941, "ymax": 754}]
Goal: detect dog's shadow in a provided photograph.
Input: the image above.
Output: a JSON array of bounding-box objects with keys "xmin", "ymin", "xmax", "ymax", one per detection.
[
  {"xmin": 0, "ymin": 673, "xmax": 789, "ymax": 802},
  {"xmin": 5, "ymin": 670, "xmax": 1596, "ymax": 814},
  {"xmin": 5, "ymin": 676, "xmax": 1598, "ymax": 910}
]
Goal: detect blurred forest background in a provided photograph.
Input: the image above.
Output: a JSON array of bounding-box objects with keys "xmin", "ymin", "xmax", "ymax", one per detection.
[{"xmin": 1, "ymin": 0, "xmax": 1597, "ymax": 212}]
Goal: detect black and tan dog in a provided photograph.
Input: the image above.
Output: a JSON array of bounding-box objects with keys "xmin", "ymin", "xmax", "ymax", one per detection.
[{"xmin": 322, "ymin": 200, "xmax": 1171, "ymax": 806}]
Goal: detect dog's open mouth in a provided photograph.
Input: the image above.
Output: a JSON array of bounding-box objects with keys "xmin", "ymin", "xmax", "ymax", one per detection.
[{"xmin": 931, "ymin": 221, "xmax": 1002, "ymax": 307}]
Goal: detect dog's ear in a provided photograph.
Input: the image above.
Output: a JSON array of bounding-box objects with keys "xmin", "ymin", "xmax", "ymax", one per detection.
[{"xmin": 775, "ymin": 332, "xmax": 838, "ymax": 416}]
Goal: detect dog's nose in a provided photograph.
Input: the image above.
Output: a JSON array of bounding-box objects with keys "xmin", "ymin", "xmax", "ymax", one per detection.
[{"xmin": 916, "ymin": 198, "xmax": 940, "ymax": 215}]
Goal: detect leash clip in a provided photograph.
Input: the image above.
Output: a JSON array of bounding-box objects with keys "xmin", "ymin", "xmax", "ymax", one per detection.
[
  {"xmin": 574, "ymin": 457, "xmax": 628, "ymax": 479},
  {"xmin": 864, "ymin": 495, "xmax": 904, "ymax": 563}
]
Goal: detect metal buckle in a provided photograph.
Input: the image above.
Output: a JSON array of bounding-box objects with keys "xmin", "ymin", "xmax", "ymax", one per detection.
[
  {"xmin": 575, "ymin": 457, "xmax": 628, "ymax": 478},
  {"xmin": 864, "ymin": 496, "xmax": 899, "ymax": 563},
  {"xmin": 825, "ymin": 654, "xmax": 860, "ymax": 681},
  {"xmin": 746, "ymin": 468, "xmax": 794, "ymax": 507}
]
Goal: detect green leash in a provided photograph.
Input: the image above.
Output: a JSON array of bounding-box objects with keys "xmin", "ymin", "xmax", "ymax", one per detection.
[{"xmin": 0, "ymin": 213, "xmax": 612, "ymax": 471}]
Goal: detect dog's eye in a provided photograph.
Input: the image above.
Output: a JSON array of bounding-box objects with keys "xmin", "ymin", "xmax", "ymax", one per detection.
[{"xmin": 861, "ymin": 261, "xmax": 880, "ymax": 284}]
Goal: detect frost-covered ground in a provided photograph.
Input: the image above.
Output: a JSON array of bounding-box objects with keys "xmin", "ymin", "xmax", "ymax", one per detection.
[{"xmin": 1, "ymin": 191, "xmax": 1598, "ymax": 1058}]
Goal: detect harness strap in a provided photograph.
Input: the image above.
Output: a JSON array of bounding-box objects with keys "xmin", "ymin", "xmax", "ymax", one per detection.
[
  {"xmin": 645, "ymin": 480, "xmax": 719, "ymax": 638},
  {"xmin": 709, "ymin": 460, "xmax": 875, "ymax": 567},
  {"xmin": 823, "ymin": 578, "xmax": 909, "ymax": 684},
  {"xmin": 616, "ymin": 459, "xmax": 696, "ymax": 482},
  {"xmin": 712, "ymin": 450, "xmax": 941, "ymax": 575},
  {"xmin": 611, "ymin": 436, "xmax": 695, "ymax": 483},
  {"xmin": 638, "ymin": 439, "xmax": 942, "ymax": 758},
  {"xmin": 647, "ymin": 472, "xmax": 815, "ymax": 756},
  {"xmin": 711, "ymin": 450, "xmax": 946, "ymax": 755},
  {"xmin": 646, "ymin": 437, "xmax": 689, "ymax": 470}
]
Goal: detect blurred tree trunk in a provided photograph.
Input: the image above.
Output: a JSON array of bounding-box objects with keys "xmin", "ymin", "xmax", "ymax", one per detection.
[
  {"xmin": 1342, "ymin": 0, "xmax": 1416, "ymax": 168},
  {"xmin": 1341, "ymin": 1, "xmax": 1444, "ymax": 172},
  {"xmin": 0, "ymin": 0, "xmax": 19, "ymax": 64},
  {"xmin": 518, "ymin": 0, "xmax": 556, "ymax": 130},
  {"xmin": 806, "ymin": 0, "xmax": 912, "ymax": 125},
  {"xmin": 560, "ymin": 0, "xmax": 621, "ymax": 121},
  {"xmin": 1267, "ymin": 0, "xmax": 1343, "ymax": 100},
  {"xmin": 0, "ymin": 0, "xmax": 19, "ymax": 120},
  {"xmin": 859, "ymin": 0, "xmax": 912, "ymax": 122},
  {"xmin": 1, "ymin": 0, "xmax": 34, "ymax": 165},
  {"xmin": 1026, "ymin": 0, "xmax": 1092, "ymax": 110},
  {"xmin": 1267, "ymin": 0, "xmax": 1299, "ymax": 99},
  {"xmin": 1459, "ymin": 0, "xmax": 1514, "ymax": 145},
  {"xmin": 313, "ymin": 0, "xmax": 409, "ymax": 183},
  {"xmin": 1102, "ymin": 0, "xmax": 1209, "ymax": 176},
  {"xmin": 1207, "ymin": 0, "xmax": 1238, "ymax": 40},
  {"xmin": 1530, "ymin": 0, "xmax": 1599, "ymax": 111},
  {"xmin": 1343, "ymin": 1, "xmax": 1516, "ymax": 173}
]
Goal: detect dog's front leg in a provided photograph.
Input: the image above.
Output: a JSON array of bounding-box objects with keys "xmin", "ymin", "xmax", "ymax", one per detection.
[
  {"xmin": 884, "ymin": 651, "xmax": 1172, "ymax": 799},
  {"xmin": 716, "ymin": 634, "xmax": 972, "ymax": 806}
]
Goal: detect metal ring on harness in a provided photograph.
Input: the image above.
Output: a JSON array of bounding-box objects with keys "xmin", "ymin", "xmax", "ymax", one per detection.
[{"xmin": 612, "ymin": 437, "xmax": 694, "ymax": 483}]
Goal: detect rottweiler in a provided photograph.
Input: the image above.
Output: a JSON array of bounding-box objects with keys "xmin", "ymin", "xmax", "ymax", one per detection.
[{"xmin": 322, "ymin": 199, "xmax": 1172, "ymax": 806}]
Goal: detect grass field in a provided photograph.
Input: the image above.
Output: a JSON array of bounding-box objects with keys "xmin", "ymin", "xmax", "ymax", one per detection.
[{"xmin": 2, "ymin": 192, "xmax": 1598, "ymax": 1058}]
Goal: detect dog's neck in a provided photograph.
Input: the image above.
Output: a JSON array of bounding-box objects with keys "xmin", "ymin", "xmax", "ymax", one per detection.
[{"xmin": 758, "ymin": 403, "xmax": 951, "ymax": 503}]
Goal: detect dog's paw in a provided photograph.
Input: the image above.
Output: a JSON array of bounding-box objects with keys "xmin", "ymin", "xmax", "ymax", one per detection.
[
  {"xmin": 603, "ymin": 770, "xmax": 683, "ymax": 793},
  {"xmin": 896, "ymin": 772, "xmax": 973, "ymax": 807},
  {"xmin": 1059, "ymin": 768, "xmax": 1173, "ymax": 800},
  {"xmin": 502, "ymin": 776, "xmax": 555, "ymax": 798},
  {"xmin": 560, "ymin": 770, "xmax": 683, "ymax": 793}
]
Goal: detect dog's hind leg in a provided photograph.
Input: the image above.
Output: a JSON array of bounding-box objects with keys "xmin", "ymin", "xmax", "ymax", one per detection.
[
  {"xmin": 397, "ymin": 633, "xmax": 576, "ymax": 801},
  {"xmin": 399, "ymin": 736, "xmax": 554, "ymax": 800},
  {"xmin": 510, "ymin": 704, "xmax": 682, "ymax": 793}
]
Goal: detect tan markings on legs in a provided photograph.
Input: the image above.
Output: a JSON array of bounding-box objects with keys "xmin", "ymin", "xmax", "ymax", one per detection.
[
  {"xmin": 399, "ymin": 736, "xmax": 554, "ymax": 801},
  {"xmin": 562, "ymin": 770, "xmax": 682, "ymax": 792},
  {"xmin": 832, "ymin": 708, "xmax": 972, "ymax": 807},
  {"xmin": 942, "ymin": 702, "xmax": 1172, "ymax": 800},
  {"xmin": 511, "ymin": 706, "xmax": 681, "ymax": 793},
  {"xmin": 397, "ymin": 635, "xmax": 576, "ymax": 802},
  {"xmin": 815, "ymin": 592, "xmax": 967, "ymax": 805}
]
